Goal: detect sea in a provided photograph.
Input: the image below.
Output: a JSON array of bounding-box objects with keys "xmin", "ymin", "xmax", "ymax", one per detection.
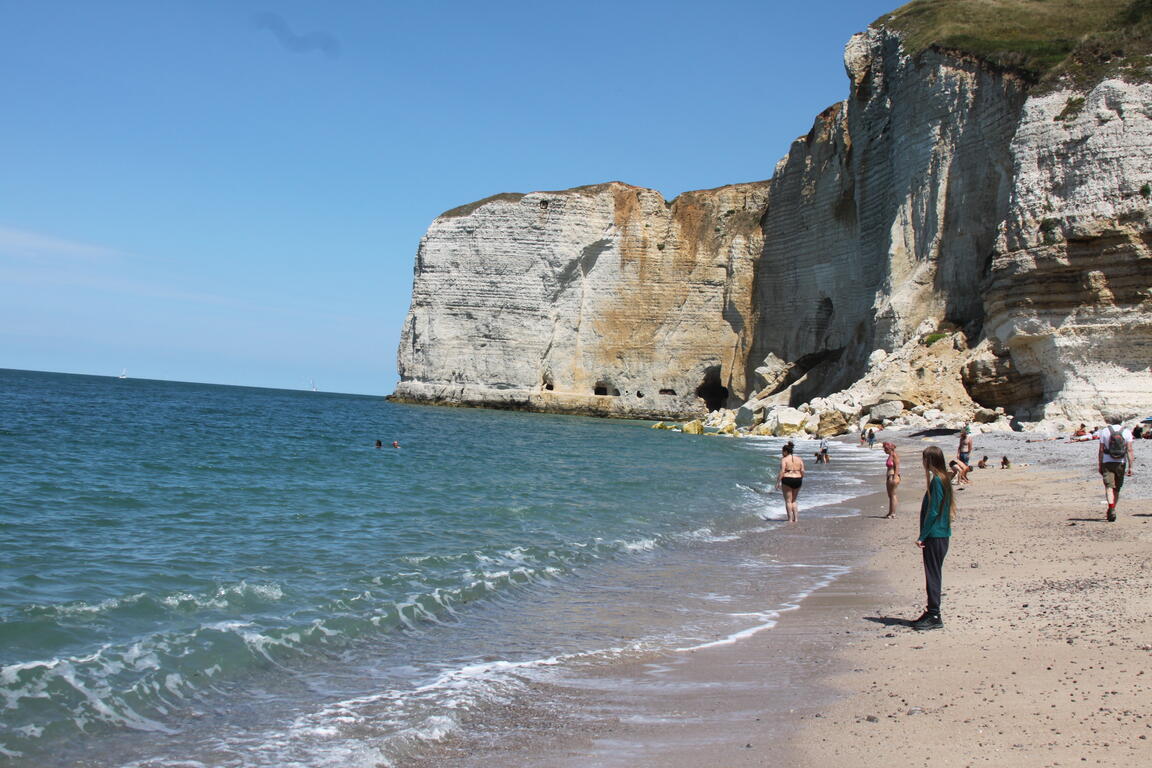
[{"xmin": 0, "ymin": 368, "xmax": 876, "ymax": 767}]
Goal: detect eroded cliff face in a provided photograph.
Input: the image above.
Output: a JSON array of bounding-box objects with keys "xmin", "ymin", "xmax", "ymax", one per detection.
[
  {"xmin": 395, "ymin": 26, "xmax": 1152, "ymax": 426},
  {"xmin": 746, "ymin": 28, "xmax": 1029, "ymax": 406},
  {"xmin": 394, "ymin": 181, "xmax": 768, "ymax": 418},
  {"xmin": 976, "ymin": 79, "xmax": 1152, "ymax": 422}
]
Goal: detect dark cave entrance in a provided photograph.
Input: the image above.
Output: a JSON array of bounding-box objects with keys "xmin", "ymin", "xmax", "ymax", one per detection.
[
  {"xmin": 695, "ymin": 366, "xmax": 729, "ymax": 412},
  {"xmin": 593, "ymin": 381, "xmax": 621, "ymax": 397}
]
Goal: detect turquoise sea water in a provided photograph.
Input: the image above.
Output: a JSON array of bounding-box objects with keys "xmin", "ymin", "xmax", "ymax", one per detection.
[{"xmin": 0, "ymin": 369, "xmax": 873, "ymax": 766}]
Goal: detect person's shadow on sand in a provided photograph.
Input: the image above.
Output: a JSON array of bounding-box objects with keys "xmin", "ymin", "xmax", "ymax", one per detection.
[
  {"xmin": 1066, "ymin": 517, "xmax": 1110, "ymax": 522},
  {"xmin": 863, "ymin": 615, "xmax": 915, "ymax": 628}
]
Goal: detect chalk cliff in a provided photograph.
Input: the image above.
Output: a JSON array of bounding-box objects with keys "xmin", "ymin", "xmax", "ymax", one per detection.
[
  {"xmin": 395, "ymin": 14, "xmax": 1152, "ymax": 427},
  {"xmin": 395, "ymin": 182, "xmax": 768, "ymax": 419},
  {"xmin": 977, "ymin": 79, "xmax": 1152, "ymax": 423}
]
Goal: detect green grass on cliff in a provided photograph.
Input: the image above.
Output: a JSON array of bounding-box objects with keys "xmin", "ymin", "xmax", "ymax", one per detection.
[{"xmin": 876, "ymin": 0, "xmax": 1152, "ymax": 90}]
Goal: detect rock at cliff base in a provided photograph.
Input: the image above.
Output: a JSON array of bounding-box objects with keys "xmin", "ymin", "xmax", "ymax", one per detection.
[
  {"xmin": 817, "ymin": 410, "xmax": 852, "ymax": 437},
  {"xmin": 736, "ymin": 400, "xmax": 767, "ymax": 427},
  {"xmin": 753, "ymin": 353, "xmax": 793, "ymax": 394},
  {"xmin": 681, "ymin": 420, "xmax": 704, "ymax": 435},
  {"xmin": 773, "ymin": 407, "xmax": 809, "ymax": 436},
  {"xmin": 973, "ymin": 407, "xmax": 999, "ymax": 424},
  {"xmin": 869, "ymin": 400, "xmax": 905, "ymax": 422}
]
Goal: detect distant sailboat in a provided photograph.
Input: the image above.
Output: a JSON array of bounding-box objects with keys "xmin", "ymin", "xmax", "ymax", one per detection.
[
  {"xmin": 118, "ymin": 369, "xmax": 128, "ymax": 379},
  {"xmin": 309, "ymin": 379, "xmax": 318, "ymax": 392}
]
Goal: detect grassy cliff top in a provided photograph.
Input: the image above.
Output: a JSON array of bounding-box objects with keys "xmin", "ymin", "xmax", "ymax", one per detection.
[{"xmin": 876, "ymin": 0, "xmax": 1152, "ymax": 89}]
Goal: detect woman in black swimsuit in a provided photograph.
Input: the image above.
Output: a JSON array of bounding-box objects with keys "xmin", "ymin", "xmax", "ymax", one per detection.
[{"xmin": 775, "ymin": 441, "xmax": 805, "ymax": 523}]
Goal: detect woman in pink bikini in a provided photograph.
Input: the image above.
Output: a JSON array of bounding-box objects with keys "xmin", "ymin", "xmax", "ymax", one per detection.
[
  {"xmin": 775, "ymin": 441, "xmax": 805, "ymax": 523},
  {"xmin": 882, "ymin": 441, "xmax": 901, "ymax": 518}
]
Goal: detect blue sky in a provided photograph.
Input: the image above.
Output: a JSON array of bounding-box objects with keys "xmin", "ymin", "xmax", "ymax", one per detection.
[{"xmin": 0, "ymin": 0, "xmax": 898, "ymax": 395}]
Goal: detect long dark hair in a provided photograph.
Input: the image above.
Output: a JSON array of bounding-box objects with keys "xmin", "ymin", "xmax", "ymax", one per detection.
[
  {"xmin": 782, "ymin": 441, "xmax": 794, "ymax": 456},
  {"xmin": 922, "ymin": 445, "xmax": 956, "ymax": 521}
]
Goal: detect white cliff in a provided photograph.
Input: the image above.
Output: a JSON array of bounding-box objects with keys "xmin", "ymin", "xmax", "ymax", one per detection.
[
  {"xmin": 394, "ymin": 182, "xmax": 768, "ymax": 418},
  {"xmin": 395, "ymin": 23, "xmax": 1152, "ymax": 429},
  {"xmin": 977, "ymin": 79, "xmax": 1152, "ymax": 423},
  {"xmin": 746, "ymin": 27, "xmax": 1028, "ymax": 407}
]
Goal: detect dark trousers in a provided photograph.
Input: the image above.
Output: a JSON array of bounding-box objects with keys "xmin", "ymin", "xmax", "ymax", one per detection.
[{"xmin": 922, "ymin": 537, "xmax": 950, "ymax": 614}]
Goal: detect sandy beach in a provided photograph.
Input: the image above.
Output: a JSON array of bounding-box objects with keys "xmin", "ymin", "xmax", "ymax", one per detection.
[
  {"xmin": 597, "ymin": 429, "xmax": 1152, "ymax": 768},
  {"xmin": 788, "ymin": 428, "xmax": 1152, "ymax": 768},
  {"xmin": 415, "ymin": 428, "xmax": 1151, "ymax": 767}
]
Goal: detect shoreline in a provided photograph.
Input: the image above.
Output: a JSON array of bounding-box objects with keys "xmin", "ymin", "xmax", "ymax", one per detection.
[
  {"xmin": 404, "ymin": 440, "xmax": 889, "ymax": 766},
  {"xmin": 405, "ymin": 429, "xmax": 1152, "ymax": 767}
]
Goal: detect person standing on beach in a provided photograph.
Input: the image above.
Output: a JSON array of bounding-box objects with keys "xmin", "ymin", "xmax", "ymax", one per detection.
[
  {"xmin": 912, "ymin": 445, "xmax": 954, "ymax": 631},
  {"xmin": 955, "ymin": 425, "xmax": 974, "ymax": 482},
  {"xmin": 882, "ymin": 441, "xmax": 900, "ymax": 519},
  {"xmin": 775, "ymin": 441, "xmax": 805, "ymax": 524},
  {"xmin": 1096, "ymin": 417, "xmax": 1135, "ymax": 522},
  {"xmin": 867, "ymin": 428, "xmax": 876, "ymax": 449},
  {"xmin": 958, "ymin": 425, "xmax": 974, "ymax": 462},
  {"xmin": 819, "ymin": 437, "xmax": 830, "ymax": 464}
]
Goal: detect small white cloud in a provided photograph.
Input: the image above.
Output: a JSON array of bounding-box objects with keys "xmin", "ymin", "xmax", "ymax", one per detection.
[{"xmin": 0, "ymin": 226, "xmax": 125, "ymax": 265}]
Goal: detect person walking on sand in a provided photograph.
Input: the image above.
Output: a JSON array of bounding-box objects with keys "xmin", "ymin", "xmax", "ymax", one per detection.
[
  {"xmin": 882, "ymin": 441, "xmax": 901, "ymax": 518},
  {"xmin": 911, "ymin": 445, "xmax": 955, "ymax": 631},
  {"xmin": 1096, "ymin": 417, "xmax": 1135, "ymax": 522},
  {"xmin": 775, "ymin": 441, "xmax": 805, "ymax": 524}
]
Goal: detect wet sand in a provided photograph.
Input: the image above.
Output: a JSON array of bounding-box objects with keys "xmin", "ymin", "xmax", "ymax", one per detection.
[{"xmin": 407, "ymin": 469, "xmax": 892, "ymax": 766}]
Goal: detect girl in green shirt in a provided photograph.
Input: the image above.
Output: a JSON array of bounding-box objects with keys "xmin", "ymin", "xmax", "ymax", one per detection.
[{"xmin": 912, "ymin": 445, "xmax": 955, "ymax": 631}]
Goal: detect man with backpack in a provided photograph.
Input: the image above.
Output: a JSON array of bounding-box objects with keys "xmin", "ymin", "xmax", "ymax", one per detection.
[{"xmin": 1097, "ymin": 417, "xmax": 1136, "ymax": 522}]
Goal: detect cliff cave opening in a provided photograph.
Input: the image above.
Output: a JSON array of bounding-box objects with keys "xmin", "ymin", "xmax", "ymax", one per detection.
[
  {"xmin": 695, "ymin": 366, "xmax": 728, "ymax": 412},
  {"xmin": 594, "ymin": 381, "xmax": 620, "ymax": 396}
]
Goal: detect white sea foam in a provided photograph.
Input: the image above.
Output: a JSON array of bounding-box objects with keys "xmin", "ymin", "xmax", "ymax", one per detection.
[
  {"xmin": 161, "ymin": 581, "xmax": 284, "ymax": 611},
  {"xmin": 674, "ymin": 563, "xmax": 852, "ymax": 652}
]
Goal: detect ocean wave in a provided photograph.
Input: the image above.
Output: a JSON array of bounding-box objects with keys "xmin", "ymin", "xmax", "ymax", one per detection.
[
  {"xmin": 160, "ymin": 582, "xmax": 286, "ymax": 611},
  {"xmin": 216, "ymin": 644, "xmax": 668, "ymax": 768},
  {"xmin": 12, "ymin": 581, "xmax": 286, "ymax": 624}
]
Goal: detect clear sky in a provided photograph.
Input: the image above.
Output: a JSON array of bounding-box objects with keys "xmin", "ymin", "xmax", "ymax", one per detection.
[{"xmin": 0, "ymin": 0, "xmax": 899, "ymax": 396}]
